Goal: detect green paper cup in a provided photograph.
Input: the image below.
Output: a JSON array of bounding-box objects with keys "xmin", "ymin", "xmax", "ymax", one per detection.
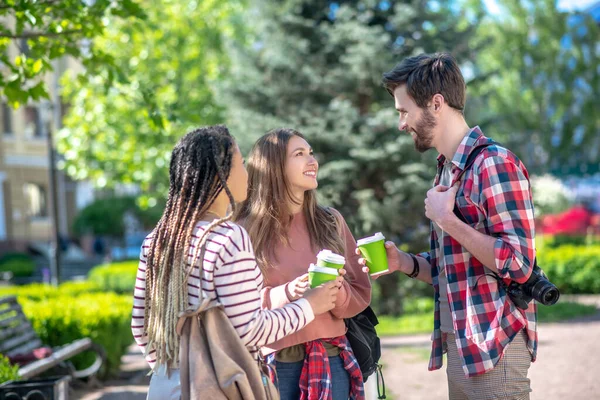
[
  {"xmin": 316, "ymin": 249, "xmax": 345, "ymax": 270},
  {"xmin": 356, "ymin": 232, "xmax": 389, "ymax": 277},
  {"xmin": 308, "ymin": 264, "xmax": 338, "ymax": 288}
]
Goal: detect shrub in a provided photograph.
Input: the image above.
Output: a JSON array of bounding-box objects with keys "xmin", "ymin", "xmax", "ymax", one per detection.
[
  {"xmin": 403, "ymin": 296, "xmax": 434, "ymax": 314},
  {"xmin": 88, "ymin": 261, "xmax": 138, "ymax": 294},
  {"xmin": 538, "ymin": 244, "xmax": 600, "ymax": 294},
  {"xmin": 530, "ymin": 174, "xmax": 572, "ymax": 217},
  {"xmin": 0, "ymin": 281, "xmax": 101, "ymax": 302},
  {"xmin": 0, "ymin": 253, "xmax": 35, "ymax": 278},
  {"xmin": 0, "ymin": 354, "xmax": 19, "ymax": 384},
  {"xmin": 0, "ymin": 283, "xmax": 133, "ymax": 379},
  {"xmin": 73, "ymin": 196, "xmax": 162, "ymax": 237},
  {"xmin": 538, "ymin": 234, "xmax": 600, "ymax": 248},
  {"xmin": 19, "ymin": 293, "xmax": 133, "ymax": 379}
]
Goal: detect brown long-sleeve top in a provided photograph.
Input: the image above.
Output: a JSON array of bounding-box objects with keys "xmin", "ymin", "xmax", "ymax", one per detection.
[{"xmin": 259, "ymin": 209, "xmax": 372, "ymax": 356}]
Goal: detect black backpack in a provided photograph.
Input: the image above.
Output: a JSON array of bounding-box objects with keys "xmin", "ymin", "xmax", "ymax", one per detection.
[
  {"xmin": 325, "ymin": 207, "xmax": 387, "ymax": 397},
  {"xmin": 345, "ymin": 306, "xmax": 386, "ymax": 398}
]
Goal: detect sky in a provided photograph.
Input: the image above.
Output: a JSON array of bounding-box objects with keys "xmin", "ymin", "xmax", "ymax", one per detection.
[{"xmin": 483, "ymin": 0, "xmax": 599, "ymax": 14}]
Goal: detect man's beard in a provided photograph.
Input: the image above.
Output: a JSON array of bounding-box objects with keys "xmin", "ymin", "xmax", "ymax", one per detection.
[{"xmin": 412, "ymin": 108, "xmax": 436, "ymax": 153}]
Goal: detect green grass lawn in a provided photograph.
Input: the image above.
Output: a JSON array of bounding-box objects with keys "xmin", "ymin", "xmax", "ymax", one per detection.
[
  {"xmin": 536, "ymin": 301, "xmax": 597, "ymax": 322},
  {"xmin": 376, "ymin": 301, "xmax": 598, "ymax": 336}
]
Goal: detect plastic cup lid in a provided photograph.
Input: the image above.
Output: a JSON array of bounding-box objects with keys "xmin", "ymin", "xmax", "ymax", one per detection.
[
  {"xmin": 356, "ymin": 232, "xmax": 385, "ymax": 246},
  {"xmin": 308, "ymin": 264, "xmax": 339, "ymax": 275},
  {"xmin": 316, "ymin": 249, "xmax": 345, "ymax": 264}
]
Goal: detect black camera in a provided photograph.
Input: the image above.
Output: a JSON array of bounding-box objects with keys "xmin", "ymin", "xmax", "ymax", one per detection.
[{"xmin": 505, "ymin": 263, "xmax": 560, "ymax": 310}]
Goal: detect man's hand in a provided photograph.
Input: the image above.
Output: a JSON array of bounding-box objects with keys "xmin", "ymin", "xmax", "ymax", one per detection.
[
  {"xmin": 355, "ymin": 241, "xmax": 407, "ymax": 279},
  {"xmin": 425, "ymin": 183, "xmax": 460, "ymax": 230}
]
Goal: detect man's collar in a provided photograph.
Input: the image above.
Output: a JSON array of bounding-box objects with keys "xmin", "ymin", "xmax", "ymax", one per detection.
[{"xmin": 436, "ymin": 126, "xmax": 486, "ymax": 170}]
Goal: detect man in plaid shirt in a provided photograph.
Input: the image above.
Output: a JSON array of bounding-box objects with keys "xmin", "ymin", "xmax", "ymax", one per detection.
[{"xmin": 358, "ymin": 53, "xmax": 537, "ymax": 399}]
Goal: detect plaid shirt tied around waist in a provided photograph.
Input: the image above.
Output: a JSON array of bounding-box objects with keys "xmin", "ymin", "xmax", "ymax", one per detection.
[
  {"xmin": 418, "ymin": 127, "xmax": 538, "ymax": 377},
  {"xmin": 268, "ymin": 335, "xmax": 364, "ymax": 400}
]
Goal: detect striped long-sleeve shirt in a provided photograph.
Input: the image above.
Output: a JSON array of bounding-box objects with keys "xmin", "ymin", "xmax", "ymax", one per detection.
[{"xmin": 131, "ymin": 220, "xmax": 315, "ymax": 369}]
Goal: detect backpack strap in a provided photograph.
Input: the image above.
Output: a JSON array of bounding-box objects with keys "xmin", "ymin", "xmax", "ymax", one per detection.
[{"xmin": 451, "ymin": 142, "xmax": 494, "ymax": 224}]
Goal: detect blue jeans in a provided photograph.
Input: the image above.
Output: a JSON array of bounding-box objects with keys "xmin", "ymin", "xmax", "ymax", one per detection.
[{"xmin": 276, "ymin": 356, "xmax": 351, "ymax": 400}]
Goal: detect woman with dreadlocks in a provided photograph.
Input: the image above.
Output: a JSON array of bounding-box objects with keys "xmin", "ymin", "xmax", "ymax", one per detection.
[
  {"xmin": 236, "ymin": 128, "xmax": 371, "ymax": 400},
  {"xmin": 131, "ymin": 125, "xmax": 343, "ymax": 399}
]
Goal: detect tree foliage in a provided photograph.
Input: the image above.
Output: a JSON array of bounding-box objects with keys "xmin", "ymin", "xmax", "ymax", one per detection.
[
  {"xmin": 73, "ymin": 196, "xmax": 163, "ymax": 238},
  {"xmin": 53, "ymin": 0, "xmax": 598, "ymax": 314},
  {"xmin": 0, "ymin": 0, "xmax": 145, "ymax": 107},
  {"xmin": 468, "ymin": 0, "xmax": 599, "ymax": 175},
  {"xmin": 217, "ymin": 0, "xmax": 485, "ymax": 314},
  {"xmin": 57, "ymin": 0, "xmax": 245, "ymax": 198}
]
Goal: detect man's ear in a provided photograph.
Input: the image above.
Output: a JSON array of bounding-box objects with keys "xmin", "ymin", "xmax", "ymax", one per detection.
[{"xmin": 432, "ymin": 93, "xmax": 445, "ymax": 112}]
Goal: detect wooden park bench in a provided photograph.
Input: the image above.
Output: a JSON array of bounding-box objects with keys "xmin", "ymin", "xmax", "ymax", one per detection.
[{"xmin": 0, "ymin": 295, "xmax": 105, "ymax": 380}]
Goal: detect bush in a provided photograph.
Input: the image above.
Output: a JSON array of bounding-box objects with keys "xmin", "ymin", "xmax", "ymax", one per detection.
[
  {"xmin": 375, "ymin": 300, "xmax": 597, "ymax": 336},
  {"xmin": 0, "ymin": 283, "xmax": 133, "ymax": 379},
  {"xmin": 0, "ymin": 354, "xmax": 19, "ymax": 384},
  {"xmin": 538, "ymin": 234, "xmax": 600, "ymax": 248},
  {"xmin": 73, "ymin": 196, "xmax": 162, "ymax": 238},
  {"xmin": 0, "ymin": 281, "xmax": 101, "ymax": 302},
  {"xmin": 538, "ymin": 244, "xmax": 600, "ymax": 294},
  {"xmin": 88, "ymin": 261, "xmax": 138, "ymax": 294},
  {"xmin": 530, "ymin": 174, "xmax": 572, "ymax": 217},
  {"xmin": 0, "ymin": 253, "xmax": 35, "ymax": 278}
]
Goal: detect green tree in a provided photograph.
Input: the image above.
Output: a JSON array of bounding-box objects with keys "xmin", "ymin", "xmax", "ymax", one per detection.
[
  {"xmin": 57, "ymin": 0, "xmax": 245, "ymax": 200},
  {"xmin": 73, "ymin": 196, "xmax": 163, "ymax": 238},
  {"xmin": 218, "ymin": 0, "xmax": 486, "ymax": 315},
  {"xmin": 0, "ymin": 0, "xmax": 145, "ymax": 107},
  {"xmin": 468, "ymin": 0, "xmax": 600, "ymax": 175}
]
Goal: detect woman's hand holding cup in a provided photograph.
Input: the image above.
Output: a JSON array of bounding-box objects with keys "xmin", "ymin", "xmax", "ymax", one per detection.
[
  {"xmin": 286, "ymin": 273, "xmax": 309, "ymax": 301},
  {"xmin": 303, "ymin": 280, "xmax": 343, "ymax": 315}
]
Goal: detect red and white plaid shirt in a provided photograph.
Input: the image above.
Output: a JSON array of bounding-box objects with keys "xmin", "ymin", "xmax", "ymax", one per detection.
[
  {"xmin": 299, "ymin": 336, "xmax": 364, "ymax": 400},
  {"xmin": 418, "ymin": 127, "xmax": 538, "ymax": 377},
  {"xmin": 267, "ymin": 336, "xmax": 364, "ymax": 400}
]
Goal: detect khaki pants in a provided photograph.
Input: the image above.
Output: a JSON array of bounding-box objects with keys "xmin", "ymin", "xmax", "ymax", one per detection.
[{"xmin": 445, "ymin": 331, "xmax": 531, "ymax": 400}]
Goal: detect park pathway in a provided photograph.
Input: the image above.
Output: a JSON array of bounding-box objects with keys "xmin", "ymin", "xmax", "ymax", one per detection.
[
  {"xmin": 379, "ymin": 295, "xmax": 600, "ymax": 399},
  {"xmin": 74, "ymin": 295, "xmax": 600, "ymax": 399}
]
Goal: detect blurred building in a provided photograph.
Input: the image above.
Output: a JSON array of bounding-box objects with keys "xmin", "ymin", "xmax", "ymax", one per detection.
[{"xmin": 0, "ymin": 41, "xmax": 93, "ymax": 252}]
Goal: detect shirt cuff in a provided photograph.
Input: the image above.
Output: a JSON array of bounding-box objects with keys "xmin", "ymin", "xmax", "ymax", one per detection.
[
  {"xmin": 293, "ymin": 298, "xmax": 315, "ymax": 325},
  {"xmin": 493, "ymin": 237, "xmax": 531, "ymax": 283},
  {"xmin": 269, "ymin": 283, "xmax": 292, "ymax": 308}
]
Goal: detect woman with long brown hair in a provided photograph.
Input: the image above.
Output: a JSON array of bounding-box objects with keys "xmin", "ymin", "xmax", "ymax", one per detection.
[
  {"xmin": 131, "ymin": 125, "xmax": 343, "ymax": 399},
  {"xmin": 236, "ymin": 128, "xmax": 371, "ymax": 400}
]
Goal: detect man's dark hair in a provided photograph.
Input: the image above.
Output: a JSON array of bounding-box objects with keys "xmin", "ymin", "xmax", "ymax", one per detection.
[{"xmin": 382, "ymin": 53, "xmax": 466, "ymax": 113}]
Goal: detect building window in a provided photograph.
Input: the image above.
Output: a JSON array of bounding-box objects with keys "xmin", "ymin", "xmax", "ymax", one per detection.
[
  {"xmin": 24, "ymin": 106, "xmax": 42, "ymax": 137},
  {"xmin": 24, "ymin": 183, "xmax": 48, "ymax": 218},
  {"xmin": 2, "ymin": 103, "xmax": 11, "ymax": 135}
]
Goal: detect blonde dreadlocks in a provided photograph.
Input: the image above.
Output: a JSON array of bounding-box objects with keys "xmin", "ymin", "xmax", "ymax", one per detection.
[{"xmin": 144, "ymin": 125, "xmax": 237, "ymax": 369}]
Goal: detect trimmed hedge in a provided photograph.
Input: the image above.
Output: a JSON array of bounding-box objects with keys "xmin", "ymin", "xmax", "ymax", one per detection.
[
  {"xmin": 0, "ymin": 283, "xmax": 133, "ymax": 379},
  {"xmin": 73, "ymin": 196, "xmax": 163, "ymax": 237},
  {"xmin": 538, "ymin": 244, "xmax": 600, "ymax": 294},
  {"xmin": 538, "ymin": 235, "xmax": 600, "ymax": 248},
  {"xmin": 0, "ymin": 281, "xmax": 101, "ymax": 301},
  {"xmin": 0, "ymin": 354, "xmax": 19, "ymax": 384},
  {"xmin": 0, "ymin": 253, "xmax": 35, "ymax": 278},
  {"xmin": 88, "ymin": 261, "xmax": 138, "ymax": 294}
]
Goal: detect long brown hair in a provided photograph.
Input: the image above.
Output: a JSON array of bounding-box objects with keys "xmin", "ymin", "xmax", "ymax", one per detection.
[
  {"xmin": 235, "ymin": 128, "xmax": 344, "ymax": 272},
  {"xmin": 144, "ymin": 125, "xmax": 237, "ymax": 369}
]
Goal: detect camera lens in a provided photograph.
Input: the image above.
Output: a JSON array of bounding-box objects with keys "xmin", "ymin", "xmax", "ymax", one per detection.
[
  {"xmin": 540, "ymin": 286, "xmax": 560, "ymax": 305},
  {"xmin": 531, "ymin": 280, "xmax": 560, "ymax": 306}
]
